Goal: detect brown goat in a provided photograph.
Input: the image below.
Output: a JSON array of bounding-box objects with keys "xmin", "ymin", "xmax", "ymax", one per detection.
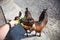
[
  {"xmin": 20, "ymin": 8, "xmax": 34, "ymax": 37},
  {"xmin": 29, "ymin": 9, "xmax": 48, "ymax": 37}
]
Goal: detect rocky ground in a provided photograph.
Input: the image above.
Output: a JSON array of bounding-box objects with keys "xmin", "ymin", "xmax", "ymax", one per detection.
[{"xmin": 0, "ymin": 0, "xmax": 60, "ymax": 40}]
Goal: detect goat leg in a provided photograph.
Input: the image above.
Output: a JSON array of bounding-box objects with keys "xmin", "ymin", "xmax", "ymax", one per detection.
[
  {"xmin": 25, "ymin": 30, "xmax": 28, "ymax": 37},
  {"xmin": 38, "ymin": 33, "xmax": 41, "ymax": 37}
]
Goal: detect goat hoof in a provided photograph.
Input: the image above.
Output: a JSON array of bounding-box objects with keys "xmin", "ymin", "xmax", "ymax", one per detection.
[
  {"xmin": 38, "ymin": 34, "xmax": 41, "ymax": 37},
  {"xmin": 26, "ymin": 35, "xmax": 28, "ymax": 37},
  {"xmin": 38, "ymin": 35, "xmax": 41, "ymax": 37},
  {"xmin": 33, "ymin": 34, "xmax": 36, "ymax": 36},
  {"xmin": 32, "ymin": 34, "xmax": 36, "ymax": 36},
  {"xmin": 28, "ymin": 32, "xmax": 31, "ymax": 34},
  {"xmin": 34, "ymin": 35, "xmax": 36, "ymax": 36}
]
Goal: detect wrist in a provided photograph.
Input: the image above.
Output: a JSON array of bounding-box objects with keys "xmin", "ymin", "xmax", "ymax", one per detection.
[
  {"xmin": 7, "ymin": 23, "xmax": 11, "ymax": 29},
  {"xmin": 9, "ymin": 20, "xmax": 16, "ymax": 28}
]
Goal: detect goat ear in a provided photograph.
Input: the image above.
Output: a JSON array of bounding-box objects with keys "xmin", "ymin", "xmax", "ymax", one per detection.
[{"xmin": 19, "ymin": 11, "xmax": 22, "ymax": 17}]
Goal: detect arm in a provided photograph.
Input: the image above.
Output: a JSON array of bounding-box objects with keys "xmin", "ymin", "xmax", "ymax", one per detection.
[{"xmin": 0, "ymin": 20, "xmax": 16, "ymax": 40}]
